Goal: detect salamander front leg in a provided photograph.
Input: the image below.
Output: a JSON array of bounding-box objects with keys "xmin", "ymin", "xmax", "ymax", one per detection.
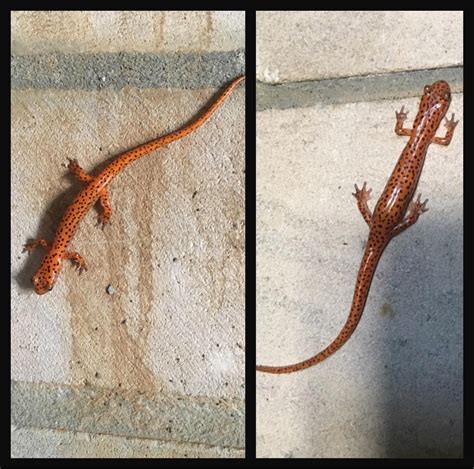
[
  {"xmin": 353, "ymin": 182, "xmax": 373, "ymax": 226},
  {"xmin": 395, "ymin": 106, "xmax": 412, "ymax": 137},
  {"xmin": 23, "ymin": 239, "xmax": 50, "ymax": 253},
  {"xmin": 64, "ymin": 158, "xmax": 94, "ymax": 183},
  {"xmin": 63, "ymin": 251, "xmax": 88, "ymax": 273},
  {"xmin": 432, "ymin": 113, "xmax": 458, "ymax": 146},
  {"xmin": 97, "ymin": 189, "xmax": 112, "ymax": 229},
  {"xmin": 391, "ymin": 194, "xmax": 428, "ymax": 237}
]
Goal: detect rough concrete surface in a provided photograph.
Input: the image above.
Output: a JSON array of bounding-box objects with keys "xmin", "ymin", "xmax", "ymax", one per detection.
[
  {"xmin": 256, "ymin": 67, "xmax": 463, "ymax": 112},
  {"xmin": 11, "ymin": 10, "xmax": 245, "ymax": 459},
  {"xmin": 12, "ymin": 381, "xmax": 244, "ymax": 449},
  {"xmin": 12, "ymin": 11, "xmax": 245, "ymax": 54},
  {"xmin": 11, "ymin": 51, "xmax": 245, "ymax": 90},
  {"xmin": 256, "ymin": 11, "xmax": 462, "ymax": 84},
  {"xmin": 11, "ymin": 426, "xmax": 244, "ymax": 458},
  {"xmin": 256, "ymin": 93, "xmax": 463, "ymax": 458}
]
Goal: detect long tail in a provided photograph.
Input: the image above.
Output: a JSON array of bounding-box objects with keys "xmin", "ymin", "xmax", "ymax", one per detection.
[
  {"xmin": 112, "ymin": 75, "xmax": 245, "ymax": 169},
  {"xmin": 257, "ymin": 239, "xmax": 386, "ymax": 374}
]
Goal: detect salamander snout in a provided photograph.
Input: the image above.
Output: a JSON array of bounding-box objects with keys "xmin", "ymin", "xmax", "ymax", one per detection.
[
  {"xmin": 31, "ymin": 253, "xmax": 62, "ymax": 294},
  {"xmin": 31, "ymin": 273, "xmax": 54, "ymax": 294},
  {"xmin": 424, "ymin": 80, "xmax": 451, "ymax": 102}
]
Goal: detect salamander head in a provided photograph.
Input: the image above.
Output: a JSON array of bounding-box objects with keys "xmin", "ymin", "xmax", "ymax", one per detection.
[
  {"xmin": 31, "ymin": 254, "xmax": 61, "ymax": 294},
  {"xmin": 424, "ymin": 80, "xmax": 451, "ymax": 99},
  {"xmin": 415, "ymin": 80, "xmax": 452, "ymax": 132},
  {"xmin": 422, "ymin": 80, "xmax": 451, "ymax": 111}
]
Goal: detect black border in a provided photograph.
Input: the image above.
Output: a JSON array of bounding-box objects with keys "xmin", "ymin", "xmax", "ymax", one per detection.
[
  {"xmin": 5, "ymin": 5, "xmax": 472, "ymax": 468},
  {"xmin": 244, "ymin": 7, "xmax": 257, "ymax": 462}
]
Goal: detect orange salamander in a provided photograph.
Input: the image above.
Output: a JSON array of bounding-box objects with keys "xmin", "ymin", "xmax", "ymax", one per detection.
[
  {"xmin": 24, "ymin": 75, "xmax": 245, "ymax": 294},
  {"xmin": 257, "ymin": 80, "xmax": 458, "ymax": 374}
]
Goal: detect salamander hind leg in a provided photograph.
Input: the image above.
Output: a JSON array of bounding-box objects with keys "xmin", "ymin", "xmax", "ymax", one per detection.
[
  {"xmin": 395, "ymin": 106, "xmax": 412, "ymax": 137},
  {"xmin": 432, "ymin": 113, "xmax": 458, "ymax": 146},
  {"xmin": 353, "ymin": 182, "xmax": 373, "ymax": 226},
  {"xmin": 63, "ymin": 251, "xmax": 88, "ymax": 273},
  {"xmin": 391, "ymin": 194, "xmax": 428, "ymax": 237},
  {"xmin": 96, "ymin": 188, "xmax": 112, "ymax": 229}
]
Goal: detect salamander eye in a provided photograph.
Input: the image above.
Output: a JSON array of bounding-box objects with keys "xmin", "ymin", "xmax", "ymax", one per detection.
[
  {"xmin": 444, "ymin": 91, "xmax": 451, "ymax": 100},
  {"xmin": 424, "ymin": 85, "xmax": 431, "ymax": 94}
]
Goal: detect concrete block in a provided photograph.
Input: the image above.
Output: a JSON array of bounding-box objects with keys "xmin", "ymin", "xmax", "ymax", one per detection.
[
  {"xmin": 11, "ymin": 425, "xmax": 244, "ymax": 458},
  {"xmin": 12, "ymin": 11, "xmax": 245, "ymax": 54},
  {"xmin": 257, "ymin": 11, "xmax": 462, "ymax": 83}
]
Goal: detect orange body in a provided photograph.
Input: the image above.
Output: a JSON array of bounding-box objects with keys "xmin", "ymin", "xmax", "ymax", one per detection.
[
  {"xmin": 257, "ymin": 81, "xmax": 458, "ymax": 374},
  {"xmin": 24, "ymin": 75, "xmax": 245, "ymax": 294}
]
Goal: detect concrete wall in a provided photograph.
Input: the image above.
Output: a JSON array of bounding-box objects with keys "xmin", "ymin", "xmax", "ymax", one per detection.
[
  {"xmin": 256, "ymin": 11, "xmax": 462, "ymax": 83},
  {"xmin": 256, "ymin": 11, "xmax": 463, "ymax": 458},
  {"xmin": 12, "ymin": 11, "xmax": 245, "ymax": 458}
]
